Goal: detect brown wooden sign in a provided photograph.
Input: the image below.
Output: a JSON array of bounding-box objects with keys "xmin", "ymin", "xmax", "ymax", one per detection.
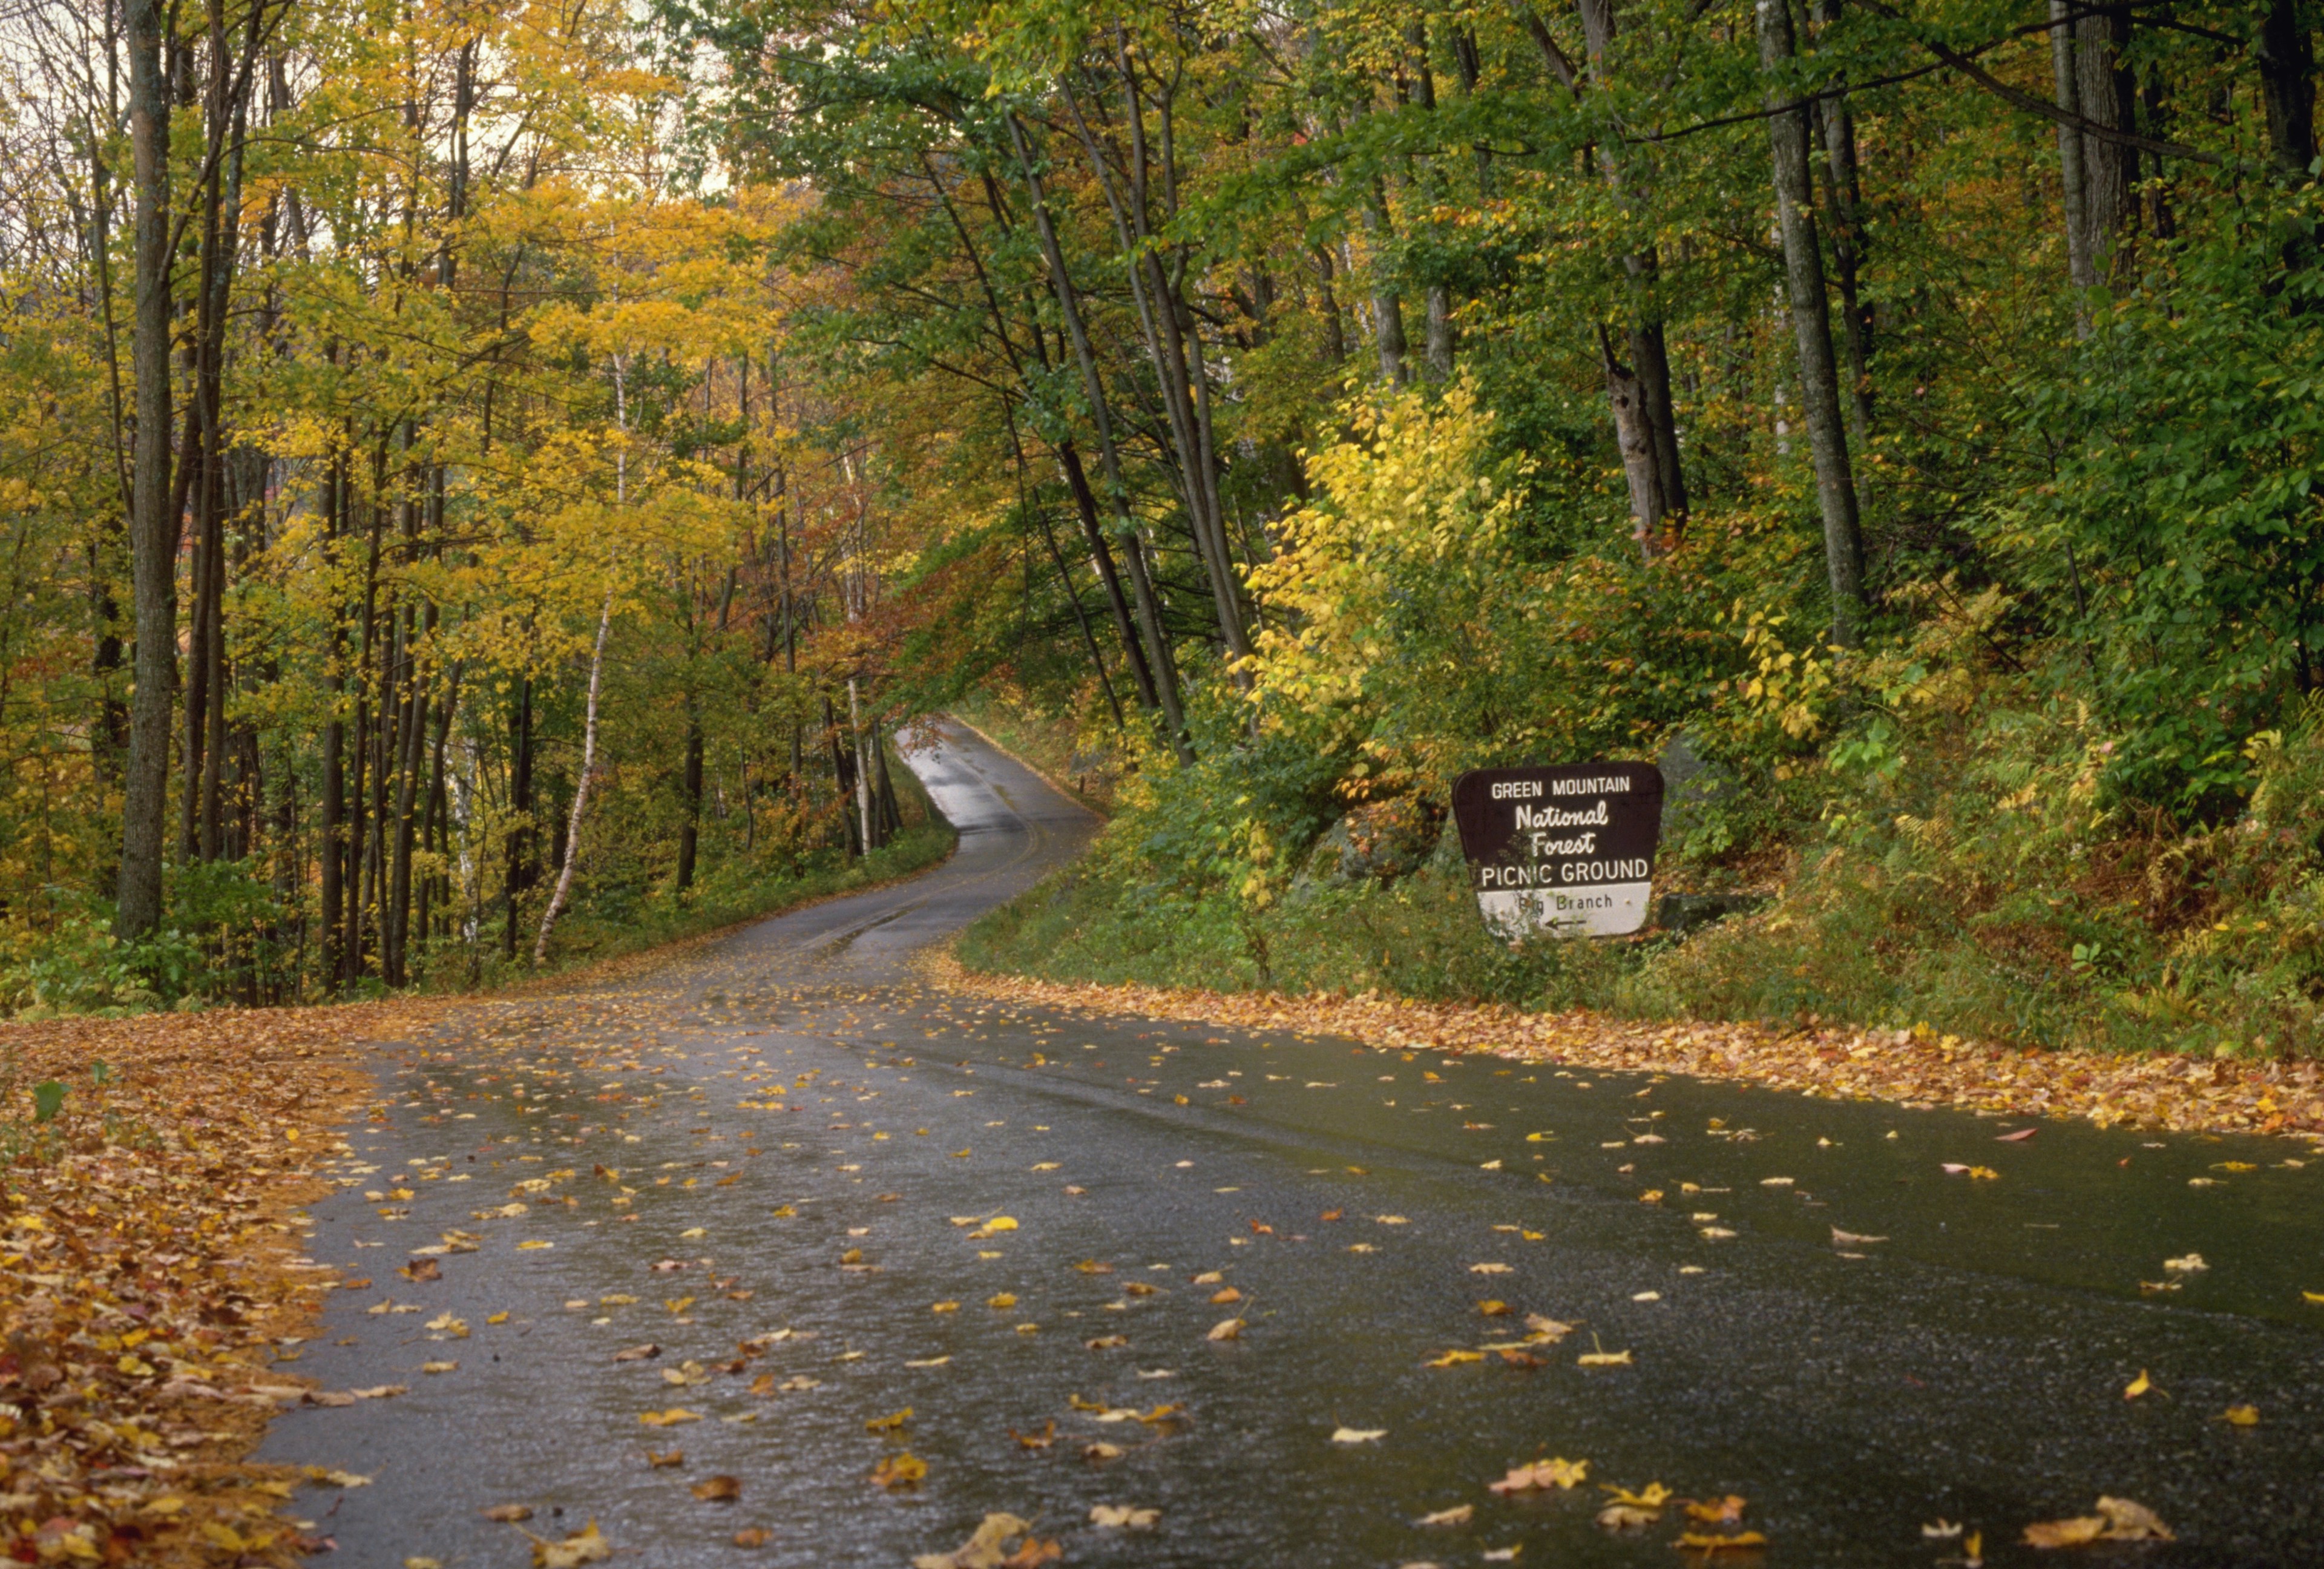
[{"xmin": 1450, "ymin": 763, "xmax": 1665, "ymax": 938}]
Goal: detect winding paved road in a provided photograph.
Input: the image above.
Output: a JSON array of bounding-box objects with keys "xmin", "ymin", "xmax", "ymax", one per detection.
[{"xmin": 261, "ymin": 719, "xmax": 2324, "ymax": 1567}]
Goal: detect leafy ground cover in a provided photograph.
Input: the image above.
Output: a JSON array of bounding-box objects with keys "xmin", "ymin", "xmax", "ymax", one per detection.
[{"xmin": 932, "ymin": 955, "xmax": 2324, "ymax": 1147}]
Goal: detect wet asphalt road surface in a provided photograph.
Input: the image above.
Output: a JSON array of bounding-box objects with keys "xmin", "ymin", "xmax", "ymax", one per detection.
[{"xmin": 261, "ymin": 719, "xmax": 2324, "ymax": 1568}]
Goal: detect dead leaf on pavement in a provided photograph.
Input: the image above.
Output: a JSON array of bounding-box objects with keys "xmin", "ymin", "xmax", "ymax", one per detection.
[
  {"xmin": 733, "ymin": 1527, "xmax": 772, "ymax": 1548},
  {"xmin": 1676, "ymin": 1531, "xmax": 1768, "ymax": 1552},
  {"xmin": 645, "ymin": 1450, "xmax": 684, "ymax": 1468},
  {"xmin": 2023, "ymin": 1498, "xmax": 2173, "ymax": 1548},
  {"xmin": 482, "ymin": 1504, "xmax": 534, "ymax": 1522},
  {"xmin": 1597, "ymin": 1505, "xmax": 1660, "ymax": 1531},
  {"xmin": 1330, "ymin": 1427, "xmax": 1386, "ymax": 1444},
  {"xmin": 872, "ymin": 1452, "xmax": 928, "ymax": 1488},
  {"xmin": 1491, "ymin": 1458, "xmax": 1589, "ymax": 1493},
  {"xmin": 399, "ymin": 1258, "xmax": 442, "ymax": 1282},
  {"xmin": 911, "ymin": 1514, "xmax": 1052, "ymax": 1569},
  {"xmin": 612, "ymin": 1343, "xmax": 660, "ymax": 1361},
  {"xmin": 1089, "ymin": 1505, "xmax": 1160, "ymax": 1529},
  {"xmin": 1418, "ymin": 1505, "xmax": 1474, "ymax": 1526},
  {"xmin": 525, "ymin": 1519, "xmax": 611, "ymax": 1568},
  {"xmin": 691, "ymin": 1476, "xmax": 741, "ymax": 1503},
  {"xmin": 1207, "ymin": 1318, "xmax": 1244, "ymax": 1341}
]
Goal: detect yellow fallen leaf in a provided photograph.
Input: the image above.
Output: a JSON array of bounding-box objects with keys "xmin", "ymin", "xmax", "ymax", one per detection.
[
  {"xmin": 1330, "ymin": 1427, "xmax": 1387, "ymax": 1444},
  {"xmin": 985, "ymin": 1216, "xmax": 1018, "ymax": 1231},
  {"xmin": 2123, "ymin": 1369, "xmax": 2152, "ymax": 1399},
  {"xmin": 1207, "ymin": 1318, "xmax": 1244, "ymax": 1341},
  {"xmin": 2223, "ymin": 1404, "xmax": 2259, "ymax": 1427},
  {"xmin": 1601, "ymin": 1482, "xmax": 1672, "ymax": 1508},
  {"xmin": 866, "ymin": 1409, "xmax": 911, "ymax": 1433},
  {"xmin": 1426, "ymin": 1349, "xmax": 1483, "ymax": 1367},
  {"xmin": 1088, "ymin": 1505, "xmax": 1159, "ymax": 1529},
  {"xmin": 516, "ymin": 1240, "xmax": 554, "ymax": 1251},
  {"xmin": 638, "ymin": 1408, "xmax": 703, "ymax": 1427},
  {"xmin": 1675, "ymin": 1531, "xmax": 1768, "ymax": 1552},
  {"xmin": 528, "ymin": 1521, "xmax": 611, "ymax": 1568},
  {"xmin": 871, "ymin": 1452, "xmax": 927, "ymax": 1488}
]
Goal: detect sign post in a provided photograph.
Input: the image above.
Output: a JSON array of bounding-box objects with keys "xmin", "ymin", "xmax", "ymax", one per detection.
[{"xmin": 1449, "ymin": 763, "xmax": 1666, "ymax": 939}]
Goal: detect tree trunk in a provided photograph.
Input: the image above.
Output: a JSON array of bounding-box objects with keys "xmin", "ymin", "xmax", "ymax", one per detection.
[
  {"xmin": 534, "ymin": 590, "xmax": 612, "ymax": 964},
  {"xmin": 2075, "ymin": 5, "xmax": 2140, "ymax": 284},
  {"xmin": 117, "ymin": 0, "xmax": 176, "ymax": 941},
  {"xmin": 1758, "ymin": 0, "xmax": 1868, "ymax": 647},
  {"xmin": 677, "ymin": 696, "xmax": 703, "ymax": 891},
  {"xmin": 2257, "ymin": 0, "xmax": 2316, "ymax": 179},
  {"xmin": 1810, "ymin": 2, "xmax": 1876, "ymax": 457},
  {"xmin": 503, "ymin": 675, "xmax": 532, "ymax": 961},
  {"xmin": 2049, "ymin": 0, "xmax": 2097, "ymax": 323}
]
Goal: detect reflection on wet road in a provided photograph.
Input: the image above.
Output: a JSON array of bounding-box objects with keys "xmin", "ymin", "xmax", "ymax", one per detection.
[{"xmin": 263, "ymin": 719, "xmax": 2324, "ymax": 1567}]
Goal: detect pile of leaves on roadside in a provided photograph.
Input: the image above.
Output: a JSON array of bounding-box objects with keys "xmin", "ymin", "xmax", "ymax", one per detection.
[
  {"xmin": 934, "ymin": 956, "xmax": 2324, "ymax": 1145},
  {"xmin": 0, "ymin": 1000, "xmax": 440, "ymax": 1566}
]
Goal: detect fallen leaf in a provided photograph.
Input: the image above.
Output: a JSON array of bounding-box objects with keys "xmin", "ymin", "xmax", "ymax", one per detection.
[
  {"xmin": 1207, "ymin": 1318, "xmax": 1244, "ymax": 1341},
  {"xmin": 866, "ymin": 1409, "xmax": 912, "ymax": 1433},
  {"xmin": 421, "ymin": 1360, "xmax": 458, "ymax": 1375},
  {"xmin": 911, "ymin": 1513, "xmax": 1037, "ymax": 1569},
  {"xmin": 2023, "ymin": 1497, "xmax": 2172, "ymax": 1548},
  {"xmin": 691, "ymin": 1476, "xmax": 741, "ymax": 1503},
  {"xmin": 1684, "ymin": 1496, "xmax": 1748, "ymax": 1527},
  {"xmin": 482, "ymin": 1504, "xmax": 534, "ymax": 1522},
  {"xmin": 613, "ymin": 1344, "xmax": 661, "ymax": 1363},
  {"xmin": 1086, "ymin": 1334, "xmax": 1129, "ymax": 1350},
  {"xmin": 2163, "ymin": 1252, "xmax": 2207, "ymax": 1273},
  {"xmin": 2122, "ymin": 1369, "xmax": 2152, "ymax": 1400},
  {"xmin": 1330, "ymin": 1427, "xmax": 1387, "ymax": 1444},
  {"xmin": 1830, "ymin": 1227, "xmax": 1887, "ymax": 1246},
  {"xmin": 1089, "ymin": 1505, "xmax": 1160, "ymax": 1530},
  {"xmin": 1210, "ymin": 1286, "xmax": 1242, "ymax": 1304},
  {"xmin": 638, "ymin": 1409, "xmax": 703, "ymax": 1427},
  {"xmin": 872, "ymin": 1452, "xmax": 927, "ymax": 1488},
  {"xmin": 1676, "ymin": 1531, "xmax": 1768, "ymax": 1551},
  {"xmin": 1011, "ymin": 1422, "xmax": 1056, "ymax": 1449},
  {"xmin": 645, "ymin": 1450, "xmax": 684, "ymax": 1468},
  {"xmin": 1469, "ymin": 1262, "xmax": 1512, "ymax": 1275},
  {"xmin": 1491, "ymin": 1458, "xmax": 1590, "ymax": 1493},
  {"xmin": 398, "ymin": 1258, "xmax": 442, "ymax": 1282},
  {"xmin": 1996, "ymin": 1128, "xmax": 2038, "ymax": 1142},
  {"xmin": 1419, "ymin": 1505, "xmax": 1475, "ymax": 1526},
  {"xmin": 733, "ymin": 1527, "xmax": 771, "ymax": 1548},
  {"xmin": 1083, "ymin": 1442, "xmax": 1123, "ymax": 1461},
  {"xmin": 528, "ymin": 1520, "xmax": 611, "ymax": 1568}
]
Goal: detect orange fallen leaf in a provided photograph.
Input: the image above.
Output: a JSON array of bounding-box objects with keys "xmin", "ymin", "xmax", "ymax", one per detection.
[{"xmin": 691, "ymin": 1475, "xmax": 741, "ymax": 1503}]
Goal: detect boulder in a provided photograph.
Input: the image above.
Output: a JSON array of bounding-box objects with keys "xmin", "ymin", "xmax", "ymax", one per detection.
[{"xmin": 1296, "ymin": 797, "xmax": 1443, "ymax": 892}]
